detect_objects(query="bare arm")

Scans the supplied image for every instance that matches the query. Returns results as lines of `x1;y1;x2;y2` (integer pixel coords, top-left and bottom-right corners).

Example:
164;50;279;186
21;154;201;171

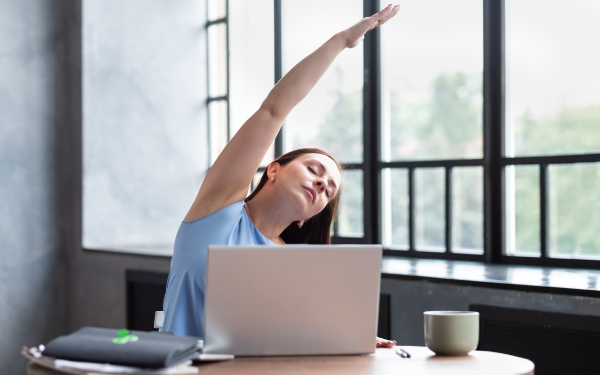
184;5;400;221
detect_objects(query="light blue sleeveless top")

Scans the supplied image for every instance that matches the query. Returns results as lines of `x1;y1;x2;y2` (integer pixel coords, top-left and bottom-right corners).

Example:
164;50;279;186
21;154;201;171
162;200;274;337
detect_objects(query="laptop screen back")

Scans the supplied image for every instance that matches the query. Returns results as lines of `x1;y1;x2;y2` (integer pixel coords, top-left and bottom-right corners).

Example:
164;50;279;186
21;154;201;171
203;245;382;356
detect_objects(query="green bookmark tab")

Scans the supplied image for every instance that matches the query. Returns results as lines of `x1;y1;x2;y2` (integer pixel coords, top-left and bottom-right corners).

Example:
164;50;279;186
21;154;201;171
112;329;139;344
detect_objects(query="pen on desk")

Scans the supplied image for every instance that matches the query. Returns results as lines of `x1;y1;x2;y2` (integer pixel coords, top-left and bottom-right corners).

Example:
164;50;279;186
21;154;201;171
395;347;411;358
395;347;409;359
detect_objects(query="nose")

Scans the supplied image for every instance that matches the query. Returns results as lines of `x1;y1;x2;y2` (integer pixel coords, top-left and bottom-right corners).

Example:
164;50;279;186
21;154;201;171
314;179;327;193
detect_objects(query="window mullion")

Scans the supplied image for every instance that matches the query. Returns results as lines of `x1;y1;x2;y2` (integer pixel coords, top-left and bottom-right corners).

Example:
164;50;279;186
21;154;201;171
273;0;283;158
540;163;549;259
483;0;505;264
363;0;382;245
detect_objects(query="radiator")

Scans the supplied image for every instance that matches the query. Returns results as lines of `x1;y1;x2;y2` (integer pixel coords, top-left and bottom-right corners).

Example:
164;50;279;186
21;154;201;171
471;304;600;375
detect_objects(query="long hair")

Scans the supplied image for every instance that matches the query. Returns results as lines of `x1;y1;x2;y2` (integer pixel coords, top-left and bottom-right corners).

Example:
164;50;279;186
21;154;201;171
244;148;342;245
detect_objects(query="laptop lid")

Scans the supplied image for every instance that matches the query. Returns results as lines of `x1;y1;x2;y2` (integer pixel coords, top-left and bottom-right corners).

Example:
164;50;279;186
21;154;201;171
203;245;382;356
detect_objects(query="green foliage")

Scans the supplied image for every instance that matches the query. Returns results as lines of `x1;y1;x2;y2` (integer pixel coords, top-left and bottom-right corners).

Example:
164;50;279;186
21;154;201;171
309;85;364;236
511;166;540;254
512;106;600;257
310;89;363;163
515;105;600;156
549;163;600;257
308;71;600;256
389;72;483;160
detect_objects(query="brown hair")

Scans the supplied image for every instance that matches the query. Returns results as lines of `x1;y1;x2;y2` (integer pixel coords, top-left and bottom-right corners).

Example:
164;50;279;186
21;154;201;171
245;148;342;245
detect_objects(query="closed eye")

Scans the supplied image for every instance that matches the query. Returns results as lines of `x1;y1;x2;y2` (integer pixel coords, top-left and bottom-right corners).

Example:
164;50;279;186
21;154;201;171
308;165;331;198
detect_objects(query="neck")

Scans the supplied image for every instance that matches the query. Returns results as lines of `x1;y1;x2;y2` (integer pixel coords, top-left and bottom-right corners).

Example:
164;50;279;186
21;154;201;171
244;189;296;244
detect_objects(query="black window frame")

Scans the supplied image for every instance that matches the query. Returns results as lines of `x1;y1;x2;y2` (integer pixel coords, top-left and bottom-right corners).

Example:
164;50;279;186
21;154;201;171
218;0;600;269
206;0;230;165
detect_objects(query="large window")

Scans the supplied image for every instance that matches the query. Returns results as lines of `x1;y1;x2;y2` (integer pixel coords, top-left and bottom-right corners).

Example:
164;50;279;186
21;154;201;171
380;0;484;256
229;0;275;166
281;0;365;237
82;0;206;256
503;0;600;264
220;0;600;268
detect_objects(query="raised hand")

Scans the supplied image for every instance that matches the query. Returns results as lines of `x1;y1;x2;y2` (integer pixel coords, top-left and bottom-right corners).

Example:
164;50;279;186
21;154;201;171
185;4;399;223
341;4;400;48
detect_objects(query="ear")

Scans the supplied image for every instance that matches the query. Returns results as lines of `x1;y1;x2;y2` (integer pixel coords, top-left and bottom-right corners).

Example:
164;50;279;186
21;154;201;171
267;162;281;180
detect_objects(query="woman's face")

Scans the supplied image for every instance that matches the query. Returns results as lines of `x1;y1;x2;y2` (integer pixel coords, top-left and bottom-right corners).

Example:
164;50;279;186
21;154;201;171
272;153;341;220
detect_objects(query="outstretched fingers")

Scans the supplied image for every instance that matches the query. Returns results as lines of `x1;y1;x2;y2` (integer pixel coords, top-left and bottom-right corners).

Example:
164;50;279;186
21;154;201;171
368;4;400;31
342;4;400;48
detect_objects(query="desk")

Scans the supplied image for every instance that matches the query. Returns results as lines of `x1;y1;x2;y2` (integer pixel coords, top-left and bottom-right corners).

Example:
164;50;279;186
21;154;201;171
27;346;534;375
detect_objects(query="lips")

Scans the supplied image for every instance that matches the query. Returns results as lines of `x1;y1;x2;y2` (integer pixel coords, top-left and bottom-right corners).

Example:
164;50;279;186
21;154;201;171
302;186;316;203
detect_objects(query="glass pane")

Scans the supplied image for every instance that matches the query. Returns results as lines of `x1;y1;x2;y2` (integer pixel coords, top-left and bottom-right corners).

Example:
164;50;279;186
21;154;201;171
82;0;206;254
337;169;363;237
415;168;445;252
506;0;600;157
282;0;363;164
549;163;600;258
207;0;226;21
208;23;227;98
506;0;600;156
229;0;274;167
452;167;483;254
209;100;228;164
381;0;483;161
505;165;540;256
382;169;409;249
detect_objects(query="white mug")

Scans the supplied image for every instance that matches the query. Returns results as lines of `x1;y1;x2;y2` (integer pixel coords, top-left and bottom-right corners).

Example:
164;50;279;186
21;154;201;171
424;311;479;356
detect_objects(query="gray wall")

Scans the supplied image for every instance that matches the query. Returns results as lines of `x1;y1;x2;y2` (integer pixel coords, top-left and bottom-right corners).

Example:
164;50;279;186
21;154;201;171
0;1;207;373
0;1;69;373
381;277;600;345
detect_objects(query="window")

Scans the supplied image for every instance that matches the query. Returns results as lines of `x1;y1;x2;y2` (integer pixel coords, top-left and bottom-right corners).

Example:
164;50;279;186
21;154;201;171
81;0;600;266
221;0;600;268
281;0;365;238
503;0;600;266
82;1;206;256
380;0;484;256
207;0;229;164
229;0;275;167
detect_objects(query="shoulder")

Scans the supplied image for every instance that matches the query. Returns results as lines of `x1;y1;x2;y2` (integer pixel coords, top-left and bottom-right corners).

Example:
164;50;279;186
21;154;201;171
172;200;247;257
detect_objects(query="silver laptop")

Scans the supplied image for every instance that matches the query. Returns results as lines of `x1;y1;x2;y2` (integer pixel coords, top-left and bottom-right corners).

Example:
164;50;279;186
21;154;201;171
203;245;382;356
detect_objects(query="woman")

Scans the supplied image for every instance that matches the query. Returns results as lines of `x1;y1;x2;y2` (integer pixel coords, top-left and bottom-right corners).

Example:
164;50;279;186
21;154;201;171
163;5;400;349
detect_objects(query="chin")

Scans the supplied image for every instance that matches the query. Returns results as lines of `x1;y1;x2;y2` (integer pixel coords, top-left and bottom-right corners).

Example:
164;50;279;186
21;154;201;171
289;190;310;216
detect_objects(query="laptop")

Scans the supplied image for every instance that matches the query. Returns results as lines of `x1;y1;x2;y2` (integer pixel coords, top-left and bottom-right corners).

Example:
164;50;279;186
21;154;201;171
202;244;382;356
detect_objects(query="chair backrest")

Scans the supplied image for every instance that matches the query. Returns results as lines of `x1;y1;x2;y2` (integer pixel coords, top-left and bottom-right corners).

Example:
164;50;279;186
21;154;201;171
154;311;164;331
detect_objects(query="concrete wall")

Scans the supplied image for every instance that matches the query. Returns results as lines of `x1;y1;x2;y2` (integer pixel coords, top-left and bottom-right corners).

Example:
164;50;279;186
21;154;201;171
0;1;207;372
0;1;69;373
381;277;600;345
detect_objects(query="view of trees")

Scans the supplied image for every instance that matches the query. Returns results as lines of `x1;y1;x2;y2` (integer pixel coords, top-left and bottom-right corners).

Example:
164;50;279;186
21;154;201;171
388;72;483;161
300;71;599;257
306;88;364;236
512;106;600;257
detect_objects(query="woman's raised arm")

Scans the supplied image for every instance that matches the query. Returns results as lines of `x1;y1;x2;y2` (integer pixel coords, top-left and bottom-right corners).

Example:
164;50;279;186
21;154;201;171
184;5;400;221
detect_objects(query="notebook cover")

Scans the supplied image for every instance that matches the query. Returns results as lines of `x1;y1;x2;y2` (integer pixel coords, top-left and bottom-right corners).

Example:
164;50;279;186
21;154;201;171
43;327;201;368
